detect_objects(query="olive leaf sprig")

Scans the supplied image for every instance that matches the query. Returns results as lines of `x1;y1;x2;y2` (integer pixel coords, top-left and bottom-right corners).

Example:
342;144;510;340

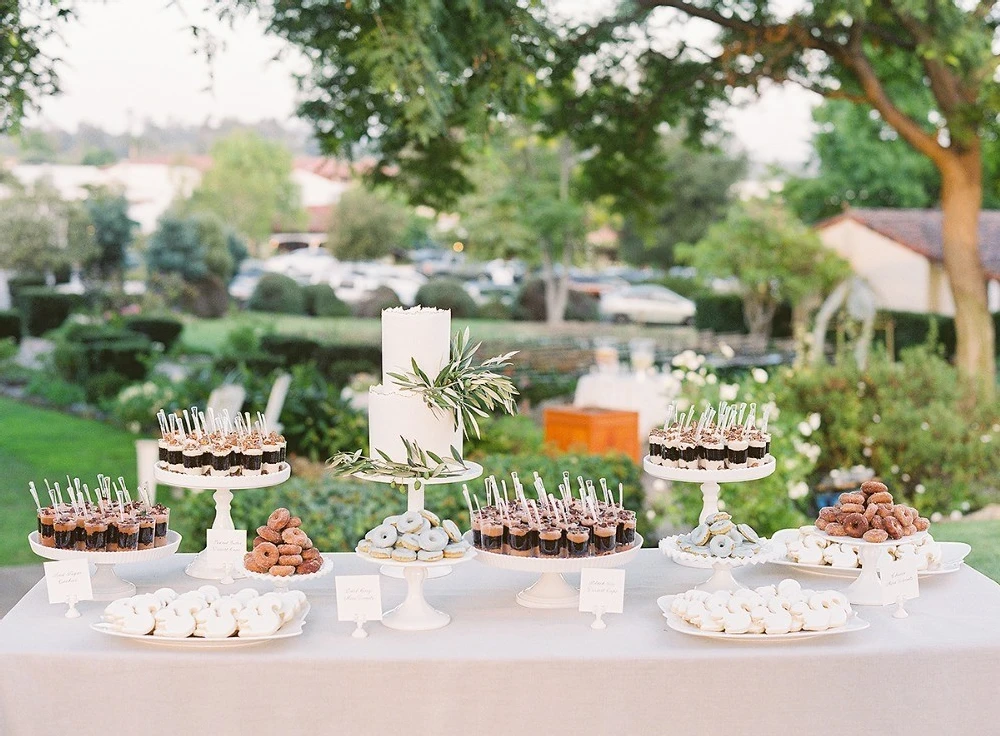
388;328;518;439
327;438;468;481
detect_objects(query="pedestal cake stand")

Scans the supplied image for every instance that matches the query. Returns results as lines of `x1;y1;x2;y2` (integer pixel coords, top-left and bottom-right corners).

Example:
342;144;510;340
659;535;781;592
153;463;290;581
29;530;181;600
642;457;776;524
466;532;644;609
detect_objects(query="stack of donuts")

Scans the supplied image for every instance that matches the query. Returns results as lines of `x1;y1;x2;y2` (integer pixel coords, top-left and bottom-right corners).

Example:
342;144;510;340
357;509;468;563
815;480;930;543
675;512;764;559
244;507;324;576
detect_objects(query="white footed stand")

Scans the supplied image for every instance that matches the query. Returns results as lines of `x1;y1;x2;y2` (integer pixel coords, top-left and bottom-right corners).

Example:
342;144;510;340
153;464;290;581
809;528;927;606
659;536;781;592
643;457;776;524
354;463;482;630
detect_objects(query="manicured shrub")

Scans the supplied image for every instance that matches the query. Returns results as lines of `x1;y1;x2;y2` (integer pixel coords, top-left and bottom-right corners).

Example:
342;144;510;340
17;288;83;336
883;310;958;359
478;299;512;320
414;278;478;318
260;334;322;365
125;316;184;350
304;283;350;317
7;274;45;302
352;286;402;318
693;293;746;333
513;278;600;322
0;310;21;344
247;273;306;314
52;324;154;402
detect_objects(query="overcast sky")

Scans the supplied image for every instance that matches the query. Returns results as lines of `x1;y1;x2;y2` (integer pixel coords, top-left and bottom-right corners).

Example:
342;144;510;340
33;1;819;168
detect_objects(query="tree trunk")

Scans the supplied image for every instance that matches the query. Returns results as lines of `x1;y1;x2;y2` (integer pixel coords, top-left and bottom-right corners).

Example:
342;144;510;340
541;245;568;326
939;149;995;396
791;292;821;368
743;293;777;342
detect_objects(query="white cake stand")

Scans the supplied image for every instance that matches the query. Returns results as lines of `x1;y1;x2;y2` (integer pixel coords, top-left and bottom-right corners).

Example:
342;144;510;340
154;463;291;581
643;457;776;523
808;527;928;605
659;535;781;592
466;532;644;609
356;548;476;630
29;531;182;600
241;555;334;591
354;462;483;581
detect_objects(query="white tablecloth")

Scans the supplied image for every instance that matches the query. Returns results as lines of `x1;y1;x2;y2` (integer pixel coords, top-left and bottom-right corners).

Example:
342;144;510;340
574;372;678;438
2;551;999;736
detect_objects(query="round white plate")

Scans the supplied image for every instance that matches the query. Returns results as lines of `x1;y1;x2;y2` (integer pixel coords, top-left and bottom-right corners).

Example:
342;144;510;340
356;547;476;568
153;463;290;490
353;461;483;486
241;556;334;584
91;602;310;648
659;535;779;569
643;457;776;483
466;532;644;573
657;596;869;641
29;531;181;563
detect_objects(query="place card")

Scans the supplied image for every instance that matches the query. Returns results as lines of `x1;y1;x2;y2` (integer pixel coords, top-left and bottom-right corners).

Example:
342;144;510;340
206;529;248;567
44;559;93;605
579;568;626;619
336;575;383;623
880;556;919;605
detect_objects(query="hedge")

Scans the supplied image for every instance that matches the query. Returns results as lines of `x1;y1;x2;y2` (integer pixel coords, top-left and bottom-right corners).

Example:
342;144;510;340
17;288;83;336
7;275;45;302
414;278;478;318
693;294;792;338
246;335;382;389
260;334;322;365
124;316;184;350
352;286;402;318
248;273;306;314
304;283;350;317
0;310;21;344
513;278;599;322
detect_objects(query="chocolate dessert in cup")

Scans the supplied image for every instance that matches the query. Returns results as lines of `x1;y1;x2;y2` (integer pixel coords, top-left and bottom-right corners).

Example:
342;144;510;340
182;439;204;476
481;519;504;553
117;518;139;552
153;506;170;547
166;435;185;472
470;512;483;548
38;507;56;548
105;517;120;551
593;519;617;555
74;516;87;550
53;516;75;550
698;425;727;471
137;514;156;551
507;522;534;557
209;442;231;477
538;525;564;557
566;525;591;558
725;428;749;469
617;510;637;548
84;515;108;551
648;429;665;465
262;435;283;473
242;439;263;476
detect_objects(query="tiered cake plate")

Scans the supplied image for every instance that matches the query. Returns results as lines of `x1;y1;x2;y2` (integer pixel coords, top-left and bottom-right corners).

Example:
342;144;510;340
154;463;290;581
467;532;644;609
29;530;181;600
353;462;483;630
642;457;776;523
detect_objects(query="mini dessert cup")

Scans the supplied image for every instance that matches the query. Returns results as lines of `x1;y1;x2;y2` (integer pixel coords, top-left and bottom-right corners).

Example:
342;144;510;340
617;510;637;548
538;526;563;557
262;439;282;473
105;518;121;552
471;513;483;548
38;508;56;548
157;437;169;465
481;520;504;553
74;518;88;551
137;515;155;550
182;443;204;476
566;525;591;558
166;439;185;472
153;507;170;547
84;516;108;552
210;446;231;477
726;437;749;469
507;524;533;557
117;519;139;551
593;520;617;555
242;445;263;476
53;517;76;550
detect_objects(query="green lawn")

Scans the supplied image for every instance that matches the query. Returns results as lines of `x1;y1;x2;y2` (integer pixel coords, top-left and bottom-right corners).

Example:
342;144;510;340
0;397;138;566
930;520;1000;582
181;313;689;353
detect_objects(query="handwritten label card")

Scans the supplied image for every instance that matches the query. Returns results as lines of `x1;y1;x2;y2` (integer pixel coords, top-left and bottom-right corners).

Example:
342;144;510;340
206;529;248;567
579;568;626;615
880;556;919;605
44;559;93;605
336;575;383;622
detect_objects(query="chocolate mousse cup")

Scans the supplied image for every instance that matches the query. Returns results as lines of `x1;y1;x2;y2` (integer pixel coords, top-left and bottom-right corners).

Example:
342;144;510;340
105;518;121;552
38;508;56;547
538;526;563;557
53;516;76;550
507;523;533;557
481;520;504;553
566;526;591;558
157;437;169;465
242;446;263;476
166;440;184;472
182;444;204;475
74;517;87;551
137;515;155;550
471;513;483;548
262;439;282;473
593;520;617;555
210;446;231;477
617;510;637;547
153;508;170;547
84;516;108;552
117;519;139;552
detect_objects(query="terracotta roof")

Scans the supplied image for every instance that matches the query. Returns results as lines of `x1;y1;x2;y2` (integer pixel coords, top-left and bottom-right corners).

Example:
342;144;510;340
816;208;1000;280
272;204;333;234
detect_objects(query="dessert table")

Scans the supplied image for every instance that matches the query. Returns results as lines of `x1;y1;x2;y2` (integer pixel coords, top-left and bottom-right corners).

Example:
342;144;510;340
574;371;678;438
2;551;999;736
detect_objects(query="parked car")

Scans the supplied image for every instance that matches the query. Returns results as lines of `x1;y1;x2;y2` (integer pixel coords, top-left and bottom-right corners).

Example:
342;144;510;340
599;284;696;325
229;259;265;302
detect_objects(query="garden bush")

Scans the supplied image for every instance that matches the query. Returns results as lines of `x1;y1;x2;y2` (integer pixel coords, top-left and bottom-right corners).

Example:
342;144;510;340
692;294;791;337
17;288;83;336
414;278;478;318
478;298;512;320
260;334;321;366
25;372;87;408
247;273;306;314
882;310;958;359
304;283;351;317
513;278;599;322
52;324;154;402
0;310;21;343
7;274;45;302
352;286;402;317
124;316;184;350
279;363;370;461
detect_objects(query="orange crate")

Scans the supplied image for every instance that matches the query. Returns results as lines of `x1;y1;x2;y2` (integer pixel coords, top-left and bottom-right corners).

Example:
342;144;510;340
543;406;640;460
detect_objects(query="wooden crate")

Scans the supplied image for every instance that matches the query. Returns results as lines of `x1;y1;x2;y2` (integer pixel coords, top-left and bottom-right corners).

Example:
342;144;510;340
543;406;640;460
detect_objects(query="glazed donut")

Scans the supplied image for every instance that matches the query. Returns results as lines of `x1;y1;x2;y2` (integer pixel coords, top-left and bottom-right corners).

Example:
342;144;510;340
818;507;839;522
281;527;309;547
286;516;302;528
418;528;449;552
366;524;398;549
883;517;904;540
398;533;422;551
840;503;865;514
815;518;829;530
269;565;295;577
838;492;866;506
266;508;291;531
863;503;878;521
419;509;441;527
870;515;885;531
252;536;267;548
825;523;846;537
843;513;869;538
442;520;462;543
914;516;930;531
278;554;303;566
709;535;735;557
301;547;321;561
860;480;889;495
296;559;322;575
397;511;424;534
709;519;734;535
256;526;282;544
863;529;889;543
893;506;911;525
868;491;893;505
277;543;302;556
252;542;279;568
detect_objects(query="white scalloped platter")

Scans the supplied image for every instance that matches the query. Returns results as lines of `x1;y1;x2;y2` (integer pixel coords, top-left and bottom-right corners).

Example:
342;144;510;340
91;602;310;648
466;532;644;573
657;596;869;641
241;556;334;585
659;535;780;570
29;531;181;563
153;463;290;490
643;457;776;483
810;527;928;549
356;547;476;568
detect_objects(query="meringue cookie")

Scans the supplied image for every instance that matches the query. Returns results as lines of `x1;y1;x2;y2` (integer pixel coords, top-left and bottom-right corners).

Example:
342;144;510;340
777;579;801;598
802;607;831;631
764;609;792;634
118;609;156;636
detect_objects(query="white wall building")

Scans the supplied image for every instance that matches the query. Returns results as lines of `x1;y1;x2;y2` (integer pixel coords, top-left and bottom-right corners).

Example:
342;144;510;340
816;208;1000;315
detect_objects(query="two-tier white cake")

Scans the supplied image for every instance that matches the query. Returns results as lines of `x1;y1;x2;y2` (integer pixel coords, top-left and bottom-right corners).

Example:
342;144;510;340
368;307;463;463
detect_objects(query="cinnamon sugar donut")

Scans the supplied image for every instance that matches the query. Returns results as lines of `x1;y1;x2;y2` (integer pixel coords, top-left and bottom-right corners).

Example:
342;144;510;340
296;558;322;575
838;492;866;506
840;503;865;514
267;508;291;532
914;516;931;531
863;504;878;521
863;529;889;543
883;517;904;540
244;552;269;573
815;518;829;530
861;480;888;495
269;565;295;577
301;547;321;561
256;525;282;544
251;542;279;569
281;528;309;547
252;536;267;548
818;507;839;522
287;516;302;528
825;523;846;537
868;491;893;505
903;525;917;536
870;515;885;531
277;543;302;556
893;506;911;525
278;554;303;566
877;505;894;518
843;513;869;538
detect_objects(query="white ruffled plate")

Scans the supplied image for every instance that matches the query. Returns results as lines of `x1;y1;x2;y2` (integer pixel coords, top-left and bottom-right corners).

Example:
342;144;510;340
659;535;781;569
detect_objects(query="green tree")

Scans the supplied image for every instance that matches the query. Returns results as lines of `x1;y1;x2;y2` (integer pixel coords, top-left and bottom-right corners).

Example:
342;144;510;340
0;180;95;275
326;186;411;261
187;130;304;244
83;186;136;282
677;201;850;341
231;0;1000;391
146;214;206;282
